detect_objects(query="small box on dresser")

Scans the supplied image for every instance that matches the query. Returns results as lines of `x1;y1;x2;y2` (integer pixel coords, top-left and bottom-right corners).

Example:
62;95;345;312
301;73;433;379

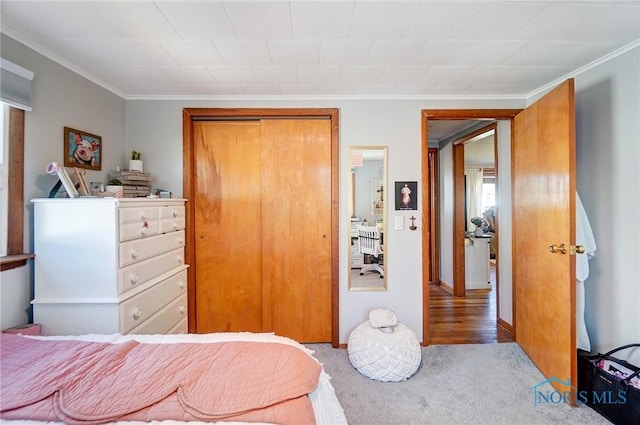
31;197;188;336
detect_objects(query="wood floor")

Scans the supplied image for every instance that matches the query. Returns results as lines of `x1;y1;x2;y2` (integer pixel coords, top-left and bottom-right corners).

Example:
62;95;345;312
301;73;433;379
429;264;514;344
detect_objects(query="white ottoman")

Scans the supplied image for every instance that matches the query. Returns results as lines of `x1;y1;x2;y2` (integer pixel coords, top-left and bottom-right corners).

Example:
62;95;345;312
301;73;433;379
347;321;421;382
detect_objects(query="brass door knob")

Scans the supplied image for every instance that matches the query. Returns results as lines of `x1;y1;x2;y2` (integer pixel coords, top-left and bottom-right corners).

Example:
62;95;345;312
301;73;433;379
549;243;567;254
571;245;586;255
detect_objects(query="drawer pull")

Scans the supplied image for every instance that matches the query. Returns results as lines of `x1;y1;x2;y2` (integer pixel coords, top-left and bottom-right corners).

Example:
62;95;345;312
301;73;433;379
172;209;178;217
140;211;148;220
172;222;179;229
132;308;142;320
177;255;184;264
178;305;186;315
179;280;185;289
130;273;139;284
178;238;184;246
130;249;138;259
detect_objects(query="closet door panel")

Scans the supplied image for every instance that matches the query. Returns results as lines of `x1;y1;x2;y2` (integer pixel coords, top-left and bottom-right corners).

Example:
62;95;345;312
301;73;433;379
194;121;263;333
261;119;332;342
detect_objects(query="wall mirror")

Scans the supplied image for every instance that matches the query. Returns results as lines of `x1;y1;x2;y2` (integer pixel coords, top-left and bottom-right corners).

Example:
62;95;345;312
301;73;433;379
348;146;387;291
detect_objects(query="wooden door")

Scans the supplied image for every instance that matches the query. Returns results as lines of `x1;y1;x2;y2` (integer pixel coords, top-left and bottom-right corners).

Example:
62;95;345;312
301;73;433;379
193;118;332;342
261;119;332;342
194;121;263;332
513;79;577;396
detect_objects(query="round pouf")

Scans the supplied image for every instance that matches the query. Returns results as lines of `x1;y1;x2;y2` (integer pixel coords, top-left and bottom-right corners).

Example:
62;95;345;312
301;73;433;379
347;321;421;382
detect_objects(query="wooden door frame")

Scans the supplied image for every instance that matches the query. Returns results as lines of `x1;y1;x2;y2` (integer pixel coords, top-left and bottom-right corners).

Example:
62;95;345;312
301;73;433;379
183;108;340;348
421;109;521;345
427;148;439;286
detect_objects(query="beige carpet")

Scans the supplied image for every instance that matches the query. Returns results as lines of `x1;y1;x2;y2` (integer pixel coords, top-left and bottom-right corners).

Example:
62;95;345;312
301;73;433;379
306;342;611;425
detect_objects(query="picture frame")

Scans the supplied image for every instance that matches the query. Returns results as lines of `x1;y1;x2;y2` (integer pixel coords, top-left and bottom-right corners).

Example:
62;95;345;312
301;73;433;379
395;181;418;210
73;167;90;196
64;127;102;170
46;162;79;198
59;167;79;198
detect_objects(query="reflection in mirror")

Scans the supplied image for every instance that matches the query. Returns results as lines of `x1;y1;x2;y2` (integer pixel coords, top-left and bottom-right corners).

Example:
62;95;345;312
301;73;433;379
348;146;387;291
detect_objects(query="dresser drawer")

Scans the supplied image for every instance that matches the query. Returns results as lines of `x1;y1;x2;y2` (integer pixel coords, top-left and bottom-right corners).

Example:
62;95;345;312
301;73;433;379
120;269;187;333
159;205;185;220
167;318;188;334
351;253;364;268
127;294;188;335
119;230;185;267
119;206;159;225
119;248;186;295
159;217;185;233
120;220;160;242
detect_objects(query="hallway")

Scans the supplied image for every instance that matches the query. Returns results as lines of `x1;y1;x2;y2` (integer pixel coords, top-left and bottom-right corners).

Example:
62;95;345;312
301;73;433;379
429;264;513;344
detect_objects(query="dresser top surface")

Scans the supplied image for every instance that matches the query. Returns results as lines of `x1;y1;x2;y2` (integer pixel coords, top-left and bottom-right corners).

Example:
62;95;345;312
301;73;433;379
31;198;187;205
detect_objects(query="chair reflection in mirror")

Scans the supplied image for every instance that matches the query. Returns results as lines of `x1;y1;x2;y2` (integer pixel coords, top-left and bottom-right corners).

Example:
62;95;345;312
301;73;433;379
357;225;384;278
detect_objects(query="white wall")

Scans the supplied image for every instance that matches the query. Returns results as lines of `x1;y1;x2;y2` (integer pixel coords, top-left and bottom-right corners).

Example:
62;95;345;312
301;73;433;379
0;34;126;330
496;120;513;325
438;142;454;288
0;266;30;328
573;47;640;358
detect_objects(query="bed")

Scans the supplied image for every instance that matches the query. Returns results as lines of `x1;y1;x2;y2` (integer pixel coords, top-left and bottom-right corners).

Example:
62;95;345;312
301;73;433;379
0;332;347;425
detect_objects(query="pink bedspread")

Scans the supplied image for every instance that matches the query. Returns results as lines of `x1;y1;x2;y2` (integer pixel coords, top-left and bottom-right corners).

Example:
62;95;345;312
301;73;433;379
0;334;321;424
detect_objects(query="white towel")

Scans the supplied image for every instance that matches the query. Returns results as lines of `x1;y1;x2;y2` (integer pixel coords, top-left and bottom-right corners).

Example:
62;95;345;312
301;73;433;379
369;309;398;329
576;192;597;282
576;192;597;352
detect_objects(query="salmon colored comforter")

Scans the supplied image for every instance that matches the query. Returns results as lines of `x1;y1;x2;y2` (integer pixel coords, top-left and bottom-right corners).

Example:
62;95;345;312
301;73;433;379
0;334;321;425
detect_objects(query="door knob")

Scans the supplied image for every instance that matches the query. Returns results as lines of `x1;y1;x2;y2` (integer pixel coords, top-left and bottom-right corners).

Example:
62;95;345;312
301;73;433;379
549;243;567;254
571;245;585;255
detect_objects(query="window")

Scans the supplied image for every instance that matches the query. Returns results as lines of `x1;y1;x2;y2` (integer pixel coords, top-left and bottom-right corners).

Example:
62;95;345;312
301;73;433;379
0;105;31;271
1;104;8;256
481;181;495;213
0;58;33;270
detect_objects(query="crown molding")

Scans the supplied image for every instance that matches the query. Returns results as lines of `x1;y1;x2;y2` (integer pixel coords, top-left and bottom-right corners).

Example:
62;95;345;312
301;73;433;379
3;28;637;104
526;39;640;103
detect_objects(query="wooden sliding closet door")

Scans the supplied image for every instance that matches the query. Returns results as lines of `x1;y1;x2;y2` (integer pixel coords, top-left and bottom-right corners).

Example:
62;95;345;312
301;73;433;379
193;118;332;342
194;121;263;332
261;119;332;342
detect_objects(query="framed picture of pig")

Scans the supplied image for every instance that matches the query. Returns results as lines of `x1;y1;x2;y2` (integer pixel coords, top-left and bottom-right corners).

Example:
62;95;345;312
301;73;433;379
64;127;102;170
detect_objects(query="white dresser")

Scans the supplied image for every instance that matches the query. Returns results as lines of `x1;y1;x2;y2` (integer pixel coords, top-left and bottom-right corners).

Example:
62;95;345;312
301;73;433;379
31;198;188;336
350;219;364;268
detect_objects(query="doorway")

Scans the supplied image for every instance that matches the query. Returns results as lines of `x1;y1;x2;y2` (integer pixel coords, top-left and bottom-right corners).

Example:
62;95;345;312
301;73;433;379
421;109;521;345
422;82;579;397
428;120;506;344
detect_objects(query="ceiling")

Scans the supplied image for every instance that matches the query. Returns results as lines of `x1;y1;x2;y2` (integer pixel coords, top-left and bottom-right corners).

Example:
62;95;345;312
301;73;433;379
1;1;638;100
464;133;495;166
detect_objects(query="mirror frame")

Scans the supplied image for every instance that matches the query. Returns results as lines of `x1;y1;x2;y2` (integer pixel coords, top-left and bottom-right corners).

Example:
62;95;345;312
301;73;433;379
348;146;388;291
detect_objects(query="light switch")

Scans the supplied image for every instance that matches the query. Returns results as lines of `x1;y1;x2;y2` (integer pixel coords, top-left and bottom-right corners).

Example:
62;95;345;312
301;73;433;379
394;216;404;231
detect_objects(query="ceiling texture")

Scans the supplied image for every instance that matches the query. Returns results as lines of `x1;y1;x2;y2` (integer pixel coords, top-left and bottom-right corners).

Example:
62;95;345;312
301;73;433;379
1;0;638;101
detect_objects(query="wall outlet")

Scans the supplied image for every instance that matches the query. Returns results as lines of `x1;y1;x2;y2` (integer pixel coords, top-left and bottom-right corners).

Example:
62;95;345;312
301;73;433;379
394;216;404;231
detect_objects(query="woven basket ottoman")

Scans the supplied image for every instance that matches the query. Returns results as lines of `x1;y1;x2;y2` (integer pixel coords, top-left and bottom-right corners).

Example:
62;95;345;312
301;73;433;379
347;321;421;382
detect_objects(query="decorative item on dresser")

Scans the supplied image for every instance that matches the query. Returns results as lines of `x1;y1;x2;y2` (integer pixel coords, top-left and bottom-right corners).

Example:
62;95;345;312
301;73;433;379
129;150;143;173
110;169;153;197
30;197;188;335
